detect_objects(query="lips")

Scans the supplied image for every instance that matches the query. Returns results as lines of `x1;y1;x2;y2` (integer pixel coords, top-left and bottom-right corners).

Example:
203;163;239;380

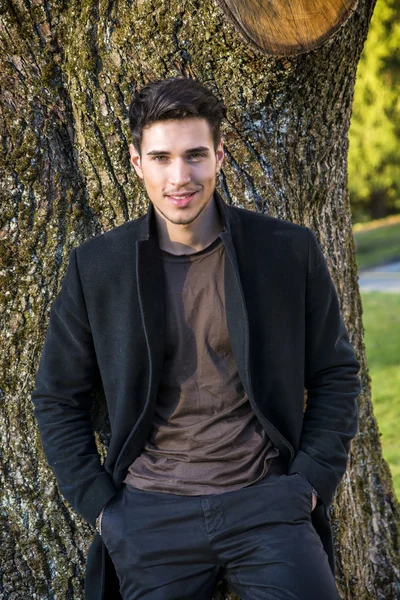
166;191;197;207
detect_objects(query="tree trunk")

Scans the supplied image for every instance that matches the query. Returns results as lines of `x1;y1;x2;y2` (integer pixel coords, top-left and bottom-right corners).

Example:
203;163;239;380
369;188;388;220
1;0;399;598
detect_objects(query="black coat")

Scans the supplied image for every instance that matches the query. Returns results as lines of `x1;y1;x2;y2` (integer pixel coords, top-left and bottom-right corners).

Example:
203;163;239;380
32;191;361;598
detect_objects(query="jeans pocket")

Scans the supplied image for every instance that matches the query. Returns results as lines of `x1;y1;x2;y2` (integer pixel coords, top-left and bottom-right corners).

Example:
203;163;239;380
288;473;313;513
100;488;123;539
298;473;314;512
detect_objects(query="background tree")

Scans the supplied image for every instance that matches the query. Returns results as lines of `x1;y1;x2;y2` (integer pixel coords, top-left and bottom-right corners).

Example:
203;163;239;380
1;0;399;598
348;0;400;222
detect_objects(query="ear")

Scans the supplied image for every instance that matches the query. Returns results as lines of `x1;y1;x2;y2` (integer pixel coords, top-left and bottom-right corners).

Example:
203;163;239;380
215;138;224;173
129;143;144;179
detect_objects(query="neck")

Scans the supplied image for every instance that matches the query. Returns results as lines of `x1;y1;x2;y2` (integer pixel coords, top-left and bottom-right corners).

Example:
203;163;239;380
154;194;224;255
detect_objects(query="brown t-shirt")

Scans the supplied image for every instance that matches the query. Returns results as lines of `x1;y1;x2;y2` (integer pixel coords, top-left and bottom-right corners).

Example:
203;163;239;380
123;236;280;494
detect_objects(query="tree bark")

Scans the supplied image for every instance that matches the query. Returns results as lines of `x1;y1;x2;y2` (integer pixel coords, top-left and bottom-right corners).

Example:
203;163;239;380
1;0;399;598
369;189;389;220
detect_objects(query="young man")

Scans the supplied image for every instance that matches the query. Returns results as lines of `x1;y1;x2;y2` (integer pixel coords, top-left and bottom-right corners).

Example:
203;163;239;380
32;77;361;600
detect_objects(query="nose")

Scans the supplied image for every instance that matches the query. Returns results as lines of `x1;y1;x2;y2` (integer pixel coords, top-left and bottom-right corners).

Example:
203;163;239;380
168;158;191;187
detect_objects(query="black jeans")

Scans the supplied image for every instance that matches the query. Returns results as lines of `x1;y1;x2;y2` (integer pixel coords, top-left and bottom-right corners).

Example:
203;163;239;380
100;468;340;600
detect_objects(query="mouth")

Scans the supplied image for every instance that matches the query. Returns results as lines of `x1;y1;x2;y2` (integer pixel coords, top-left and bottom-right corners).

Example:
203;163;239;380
166;191;197;207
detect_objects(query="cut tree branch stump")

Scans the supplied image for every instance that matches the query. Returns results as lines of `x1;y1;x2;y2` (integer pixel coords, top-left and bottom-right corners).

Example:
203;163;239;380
217;0;359;55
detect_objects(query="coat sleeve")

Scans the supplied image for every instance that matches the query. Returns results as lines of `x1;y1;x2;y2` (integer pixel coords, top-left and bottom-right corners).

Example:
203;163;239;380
31;247;117;527
288;228;361;513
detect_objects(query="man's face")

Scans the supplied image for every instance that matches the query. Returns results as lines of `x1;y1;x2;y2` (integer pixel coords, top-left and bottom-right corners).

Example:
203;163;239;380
129;117;224;226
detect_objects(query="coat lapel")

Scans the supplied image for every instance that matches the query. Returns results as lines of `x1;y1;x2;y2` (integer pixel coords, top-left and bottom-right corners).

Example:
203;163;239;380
136;237;166;380
136;201;166;387
134;205;166;438
215;191;251;395
113;207;166;479
216;193;295;465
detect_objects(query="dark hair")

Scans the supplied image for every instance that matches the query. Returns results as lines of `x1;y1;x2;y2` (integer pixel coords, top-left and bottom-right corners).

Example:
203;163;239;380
128;77;227;155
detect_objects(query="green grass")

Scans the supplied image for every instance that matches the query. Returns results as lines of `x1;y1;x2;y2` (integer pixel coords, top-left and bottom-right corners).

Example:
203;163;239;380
353;221;400;270
360;292;400;499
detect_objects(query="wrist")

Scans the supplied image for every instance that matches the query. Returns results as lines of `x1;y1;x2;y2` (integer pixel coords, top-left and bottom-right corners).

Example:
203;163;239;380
95;509;103;535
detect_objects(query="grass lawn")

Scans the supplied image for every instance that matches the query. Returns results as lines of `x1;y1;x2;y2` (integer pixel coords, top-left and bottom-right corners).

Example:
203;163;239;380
360;291;400;499
353;220;400;270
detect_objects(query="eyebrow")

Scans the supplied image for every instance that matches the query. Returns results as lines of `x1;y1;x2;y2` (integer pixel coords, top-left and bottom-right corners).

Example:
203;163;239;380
146;146;210;156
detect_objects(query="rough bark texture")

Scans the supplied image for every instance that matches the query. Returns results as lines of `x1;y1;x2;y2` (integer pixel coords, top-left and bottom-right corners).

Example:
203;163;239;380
1;0;399;598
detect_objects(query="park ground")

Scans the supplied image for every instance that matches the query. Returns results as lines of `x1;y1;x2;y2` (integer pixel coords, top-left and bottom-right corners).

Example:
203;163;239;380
354;216;400;499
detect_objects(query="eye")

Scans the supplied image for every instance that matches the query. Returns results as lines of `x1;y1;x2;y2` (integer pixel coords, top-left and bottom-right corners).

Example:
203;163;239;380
188;153;206;160
153;155;168;162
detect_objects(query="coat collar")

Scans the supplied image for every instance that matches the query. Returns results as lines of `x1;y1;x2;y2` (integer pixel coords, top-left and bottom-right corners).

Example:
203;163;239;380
137;189;232;242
